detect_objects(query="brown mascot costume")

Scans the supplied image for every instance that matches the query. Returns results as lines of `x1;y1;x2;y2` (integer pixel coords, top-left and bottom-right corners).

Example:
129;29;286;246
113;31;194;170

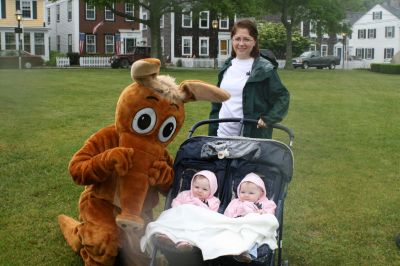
58;58;230;266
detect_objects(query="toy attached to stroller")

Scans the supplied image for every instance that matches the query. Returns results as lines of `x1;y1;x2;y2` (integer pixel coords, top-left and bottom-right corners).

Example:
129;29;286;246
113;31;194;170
144;118;294;266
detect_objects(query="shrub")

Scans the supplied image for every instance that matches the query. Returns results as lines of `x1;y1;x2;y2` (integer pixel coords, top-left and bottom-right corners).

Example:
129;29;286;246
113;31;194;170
47;51;66;66
176;59;183;67
67;53;80;65
370;63;400;74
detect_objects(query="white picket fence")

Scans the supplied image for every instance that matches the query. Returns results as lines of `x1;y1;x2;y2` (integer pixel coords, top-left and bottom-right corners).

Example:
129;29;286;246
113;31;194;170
80;56;111;68
56;57;70;68
56;56;111;68
174;58;226;68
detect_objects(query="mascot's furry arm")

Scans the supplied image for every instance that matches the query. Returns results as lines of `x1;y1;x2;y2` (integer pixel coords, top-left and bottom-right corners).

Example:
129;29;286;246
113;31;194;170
68;125;134;185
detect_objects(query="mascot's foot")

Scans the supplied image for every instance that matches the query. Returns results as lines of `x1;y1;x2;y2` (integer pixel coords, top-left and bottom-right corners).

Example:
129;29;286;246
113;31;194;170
116;214;144;233
58;214;82;253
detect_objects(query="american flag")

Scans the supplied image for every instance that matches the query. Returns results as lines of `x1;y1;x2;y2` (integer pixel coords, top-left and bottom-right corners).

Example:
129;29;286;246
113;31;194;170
115;33;121;54
79;32;85;55
93;20;105;34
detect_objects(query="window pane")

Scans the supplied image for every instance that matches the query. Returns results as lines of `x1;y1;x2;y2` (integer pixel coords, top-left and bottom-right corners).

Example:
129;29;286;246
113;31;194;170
5;33;16;50
22;0;32;18
35;33;45;55
24;33;31;52
125;3;134;21
105;35;114;54
86;35;96;53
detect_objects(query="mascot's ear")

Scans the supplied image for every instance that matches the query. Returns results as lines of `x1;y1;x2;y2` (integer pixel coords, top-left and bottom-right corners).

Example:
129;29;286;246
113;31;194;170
178;80;230;103
130;58;161;86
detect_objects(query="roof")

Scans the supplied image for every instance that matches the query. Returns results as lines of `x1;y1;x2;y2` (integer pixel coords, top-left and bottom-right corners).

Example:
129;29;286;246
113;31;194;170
346;11;364;25
348;3;400;25
381;3;400;18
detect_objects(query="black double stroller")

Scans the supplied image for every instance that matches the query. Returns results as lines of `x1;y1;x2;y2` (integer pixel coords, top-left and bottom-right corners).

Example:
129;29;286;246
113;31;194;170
149;118;294;266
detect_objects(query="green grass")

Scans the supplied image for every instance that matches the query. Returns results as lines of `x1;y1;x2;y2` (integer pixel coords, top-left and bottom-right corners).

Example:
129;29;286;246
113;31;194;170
0;68;399;265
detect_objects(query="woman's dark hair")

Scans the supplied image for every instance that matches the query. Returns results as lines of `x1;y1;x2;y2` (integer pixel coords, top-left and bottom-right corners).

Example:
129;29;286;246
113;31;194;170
230;19;260;58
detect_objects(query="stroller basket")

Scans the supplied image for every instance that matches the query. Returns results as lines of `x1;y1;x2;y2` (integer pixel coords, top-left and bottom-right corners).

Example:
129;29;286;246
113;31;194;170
150;119;294;266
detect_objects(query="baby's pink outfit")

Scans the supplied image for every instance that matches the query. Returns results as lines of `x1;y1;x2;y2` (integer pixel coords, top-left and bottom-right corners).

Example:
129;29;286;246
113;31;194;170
171;170;220;212
224;173;276;218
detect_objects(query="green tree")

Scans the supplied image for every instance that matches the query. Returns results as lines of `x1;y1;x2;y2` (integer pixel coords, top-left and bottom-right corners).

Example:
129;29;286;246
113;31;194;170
305;0;359;54
262;0;309;69
258;22;310;58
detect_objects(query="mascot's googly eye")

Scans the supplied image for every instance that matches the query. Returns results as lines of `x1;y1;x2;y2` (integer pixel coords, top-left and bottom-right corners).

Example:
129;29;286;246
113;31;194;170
158;116;177;142
132;107;157;134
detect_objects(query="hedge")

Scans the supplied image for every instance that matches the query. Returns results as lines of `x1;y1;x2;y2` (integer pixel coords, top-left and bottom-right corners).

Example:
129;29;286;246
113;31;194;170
370;63;400;74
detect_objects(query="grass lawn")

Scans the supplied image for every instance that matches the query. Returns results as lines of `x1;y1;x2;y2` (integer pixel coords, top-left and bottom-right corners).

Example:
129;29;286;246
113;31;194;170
0;67;399;265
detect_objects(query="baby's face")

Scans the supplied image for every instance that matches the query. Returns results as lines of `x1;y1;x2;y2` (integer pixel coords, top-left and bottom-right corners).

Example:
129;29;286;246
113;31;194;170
239;182;262;203
192;175;211;201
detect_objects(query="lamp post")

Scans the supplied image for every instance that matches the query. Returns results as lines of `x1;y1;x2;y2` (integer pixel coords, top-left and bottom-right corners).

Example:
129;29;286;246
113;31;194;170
342;33;346;70
212;19;218;69
15;10;22;69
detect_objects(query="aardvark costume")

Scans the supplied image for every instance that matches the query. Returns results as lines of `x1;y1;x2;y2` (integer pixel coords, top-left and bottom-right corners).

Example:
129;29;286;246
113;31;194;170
57;58;230;266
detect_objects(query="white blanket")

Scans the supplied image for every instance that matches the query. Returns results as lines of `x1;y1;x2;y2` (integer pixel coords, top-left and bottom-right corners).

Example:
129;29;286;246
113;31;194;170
140;204;279;260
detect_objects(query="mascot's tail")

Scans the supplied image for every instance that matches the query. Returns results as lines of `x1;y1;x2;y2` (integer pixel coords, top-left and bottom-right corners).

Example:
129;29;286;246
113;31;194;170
58;214;82;253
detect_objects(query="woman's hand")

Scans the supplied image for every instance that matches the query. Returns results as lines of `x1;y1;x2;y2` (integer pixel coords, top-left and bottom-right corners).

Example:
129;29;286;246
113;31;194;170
257;118;267;128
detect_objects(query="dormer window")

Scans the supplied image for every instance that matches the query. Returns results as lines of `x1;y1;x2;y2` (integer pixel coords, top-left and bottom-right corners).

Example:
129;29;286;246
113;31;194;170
372;11;382;20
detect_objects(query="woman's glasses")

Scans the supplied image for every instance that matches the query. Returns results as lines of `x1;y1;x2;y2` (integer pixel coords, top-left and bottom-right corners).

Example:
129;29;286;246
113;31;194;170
232;36;254;44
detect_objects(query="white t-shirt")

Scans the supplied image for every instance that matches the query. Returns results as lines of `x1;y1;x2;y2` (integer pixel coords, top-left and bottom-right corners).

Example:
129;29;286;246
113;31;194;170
218;57;254;137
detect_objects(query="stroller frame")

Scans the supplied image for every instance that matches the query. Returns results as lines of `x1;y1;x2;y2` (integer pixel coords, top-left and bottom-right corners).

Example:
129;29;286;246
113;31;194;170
149;118;294;266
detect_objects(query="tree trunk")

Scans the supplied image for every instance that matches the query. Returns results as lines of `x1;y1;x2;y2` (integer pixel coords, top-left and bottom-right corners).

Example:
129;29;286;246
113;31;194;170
284;24;294;70
148;0;164;66
316;22;322;52
280;2;294;70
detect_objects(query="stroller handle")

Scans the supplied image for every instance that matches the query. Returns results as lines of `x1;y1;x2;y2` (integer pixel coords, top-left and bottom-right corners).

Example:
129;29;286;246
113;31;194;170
188;118;294;147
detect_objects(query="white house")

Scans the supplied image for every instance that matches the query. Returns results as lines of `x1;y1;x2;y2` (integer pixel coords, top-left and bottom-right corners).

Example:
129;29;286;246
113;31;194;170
348;3;400;63
45;0;79;54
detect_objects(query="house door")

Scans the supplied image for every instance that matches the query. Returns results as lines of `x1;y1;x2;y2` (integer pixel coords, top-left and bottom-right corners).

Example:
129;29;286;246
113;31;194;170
125;38;136;53
337;47;342;60
219;39;230;59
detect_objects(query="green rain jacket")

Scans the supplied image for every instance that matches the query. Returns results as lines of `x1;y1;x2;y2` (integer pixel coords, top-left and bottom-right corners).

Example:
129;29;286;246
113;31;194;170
208;56;290;139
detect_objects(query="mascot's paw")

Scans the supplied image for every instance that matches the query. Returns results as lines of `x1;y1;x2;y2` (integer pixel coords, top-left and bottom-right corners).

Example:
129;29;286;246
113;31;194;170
116;214;144;233
58;214;82;253
148;160;173;187
104;147;134;177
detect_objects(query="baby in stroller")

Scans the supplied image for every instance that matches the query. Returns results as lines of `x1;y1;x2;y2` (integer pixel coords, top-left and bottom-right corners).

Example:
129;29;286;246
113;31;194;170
224;173;277;263
154;170;220;251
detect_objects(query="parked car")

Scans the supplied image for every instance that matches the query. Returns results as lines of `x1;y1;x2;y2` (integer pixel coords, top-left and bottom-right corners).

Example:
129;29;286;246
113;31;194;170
110;46;151;68
292;51;340;70
0;50;45;69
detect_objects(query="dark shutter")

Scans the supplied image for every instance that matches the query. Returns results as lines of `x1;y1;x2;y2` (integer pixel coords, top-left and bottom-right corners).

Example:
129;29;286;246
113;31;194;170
16;0;20;11
33;1;37;19
372;49;374;59
1;0;6;18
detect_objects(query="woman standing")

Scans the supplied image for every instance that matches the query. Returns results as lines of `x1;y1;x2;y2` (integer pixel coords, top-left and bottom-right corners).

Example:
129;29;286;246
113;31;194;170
208;19;290;139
